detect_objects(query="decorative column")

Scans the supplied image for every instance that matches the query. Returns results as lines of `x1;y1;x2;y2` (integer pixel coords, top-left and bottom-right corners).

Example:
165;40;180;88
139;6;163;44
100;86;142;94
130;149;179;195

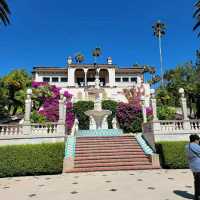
67;67;76;87
150;89;161;134
108;68;115;87
83;68;88;87
150;89;158;121
58;90;66;136
141;96;147;123
179;88;190;130
95;68;101;89
23;89;32;135
63;97;67;122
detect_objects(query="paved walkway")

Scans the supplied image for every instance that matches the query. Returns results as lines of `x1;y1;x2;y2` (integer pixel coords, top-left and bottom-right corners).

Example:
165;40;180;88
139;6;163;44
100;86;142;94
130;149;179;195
0;170;195;200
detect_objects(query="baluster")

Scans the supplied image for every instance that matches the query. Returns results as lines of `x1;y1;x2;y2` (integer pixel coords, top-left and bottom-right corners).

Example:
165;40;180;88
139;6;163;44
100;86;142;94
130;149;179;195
197;121;200;130
6;126;9;135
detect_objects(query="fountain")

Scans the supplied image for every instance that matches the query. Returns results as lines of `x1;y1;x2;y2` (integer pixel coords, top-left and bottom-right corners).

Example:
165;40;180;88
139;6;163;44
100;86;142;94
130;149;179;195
84;73;112;130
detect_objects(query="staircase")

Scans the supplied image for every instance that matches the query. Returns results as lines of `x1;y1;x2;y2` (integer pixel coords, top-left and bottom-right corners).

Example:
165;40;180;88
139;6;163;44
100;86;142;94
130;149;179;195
65;135;155;173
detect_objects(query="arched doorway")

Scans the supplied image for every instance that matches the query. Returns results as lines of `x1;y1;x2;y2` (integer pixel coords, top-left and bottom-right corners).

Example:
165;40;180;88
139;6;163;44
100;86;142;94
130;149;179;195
75;69;84;86
87;69;96;83
99;69;109;86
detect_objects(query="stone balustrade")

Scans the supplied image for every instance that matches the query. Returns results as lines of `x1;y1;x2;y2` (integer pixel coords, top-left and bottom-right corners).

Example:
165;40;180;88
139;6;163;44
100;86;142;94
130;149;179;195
143;119;200;142
190;120;200;131
31;123;59;135
159;120;184;133
142;88;200;143
0;124;23;137
0;122;66;146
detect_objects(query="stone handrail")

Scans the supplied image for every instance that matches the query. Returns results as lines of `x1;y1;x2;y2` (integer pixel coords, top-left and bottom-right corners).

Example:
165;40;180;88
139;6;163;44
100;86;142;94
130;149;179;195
31;123;58;135
159;120;184;133
143;119;200;143
0;122;66;139
190;120;200;130
0;124;23;137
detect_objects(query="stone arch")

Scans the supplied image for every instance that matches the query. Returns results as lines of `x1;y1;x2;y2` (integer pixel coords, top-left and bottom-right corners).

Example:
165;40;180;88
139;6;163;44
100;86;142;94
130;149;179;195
75;68;84;86
99;69;109;86
87;69;96;83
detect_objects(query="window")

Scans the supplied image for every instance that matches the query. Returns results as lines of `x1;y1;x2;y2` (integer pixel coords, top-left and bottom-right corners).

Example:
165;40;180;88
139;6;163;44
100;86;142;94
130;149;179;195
115;78;121;82
52;77;59;82
43;77;50;82
61;77;68;82
131;77;137;83
122;77;129;82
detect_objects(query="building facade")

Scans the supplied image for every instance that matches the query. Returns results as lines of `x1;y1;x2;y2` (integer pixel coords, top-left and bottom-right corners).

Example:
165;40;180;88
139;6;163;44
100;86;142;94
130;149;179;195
32;56;146;89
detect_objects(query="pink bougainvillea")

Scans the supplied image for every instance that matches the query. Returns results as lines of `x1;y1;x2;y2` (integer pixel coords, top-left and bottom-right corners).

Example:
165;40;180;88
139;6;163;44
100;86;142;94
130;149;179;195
32;81;74;129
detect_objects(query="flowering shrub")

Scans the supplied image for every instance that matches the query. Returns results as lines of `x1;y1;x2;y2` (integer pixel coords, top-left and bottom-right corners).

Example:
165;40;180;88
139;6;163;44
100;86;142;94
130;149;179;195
116;102;153;133
31;82;74;129
116;103;143;133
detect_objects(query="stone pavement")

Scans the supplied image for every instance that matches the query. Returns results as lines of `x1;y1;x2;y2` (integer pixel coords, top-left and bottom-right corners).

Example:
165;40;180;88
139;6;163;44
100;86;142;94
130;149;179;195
0;169;195;200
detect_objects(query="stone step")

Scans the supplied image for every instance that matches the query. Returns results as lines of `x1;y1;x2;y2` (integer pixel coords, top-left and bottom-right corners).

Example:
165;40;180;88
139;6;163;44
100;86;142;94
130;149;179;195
75;161;151;168
76;139;136;144
65;165;153;173
75;157;150;165
75;151;145;157
76;145;142;151
76;143;138;148
75;148;144;154
75;154;148;161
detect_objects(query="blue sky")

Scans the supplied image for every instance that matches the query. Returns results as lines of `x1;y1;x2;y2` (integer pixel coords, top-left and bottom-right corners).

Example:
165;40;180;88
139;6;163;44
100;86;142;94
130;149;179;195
0;0;199;76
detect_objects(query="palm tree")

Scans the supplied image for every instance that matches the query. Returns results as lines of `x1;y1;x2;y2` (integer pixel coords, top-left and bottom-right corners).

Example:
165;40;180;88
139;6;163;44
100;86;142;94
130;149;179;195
92;47;101;63
0;0;10;25
75;53;85;64
193;1;200;36
152;20;166;86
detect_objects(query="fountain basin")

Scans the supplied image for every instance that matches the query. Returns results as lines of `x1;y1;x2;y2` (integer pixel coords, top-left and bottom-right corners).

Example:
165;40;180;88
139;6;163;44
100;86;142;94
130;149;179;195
85;110;112;129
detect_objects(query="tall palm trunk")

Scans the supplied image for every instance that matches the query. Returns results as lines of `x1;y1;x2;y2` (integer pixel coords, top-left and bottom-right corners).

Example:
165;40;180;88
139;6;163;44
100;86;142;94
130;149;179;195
158;34;164;86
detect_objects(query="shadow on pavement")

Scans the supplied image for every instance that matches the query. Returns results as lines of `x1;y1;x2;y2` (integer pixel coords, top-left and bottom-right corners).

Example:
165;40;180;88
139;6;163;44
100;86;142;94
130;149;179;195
173;190;194;199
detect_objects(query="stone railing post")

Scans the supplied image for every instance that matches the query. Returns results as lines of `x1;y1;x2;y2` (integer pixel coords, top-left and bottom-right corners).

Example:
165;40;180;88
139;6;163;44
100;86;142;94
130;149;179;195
141;96;147;123
23;89;32;135
58;90;66;135
150;89;161;134
179;88;190;130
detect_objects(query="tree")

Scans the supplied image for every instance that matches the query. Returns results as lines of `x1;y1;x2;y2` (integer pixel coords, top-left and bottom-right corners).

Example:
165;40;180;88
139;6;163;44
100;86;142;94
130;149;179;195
75;53;85;63
0;0;10;26
2;69;31;115
92;47;102;63
160;62;199;117
0;78;9;119
152;20;166;86
193;0;200;36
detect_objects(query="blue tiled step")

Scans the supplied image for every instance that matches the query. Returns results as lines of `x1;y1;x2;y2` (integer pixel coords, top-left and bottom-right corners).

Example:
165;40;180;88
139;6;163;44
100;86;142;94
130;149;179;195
77;129;123;137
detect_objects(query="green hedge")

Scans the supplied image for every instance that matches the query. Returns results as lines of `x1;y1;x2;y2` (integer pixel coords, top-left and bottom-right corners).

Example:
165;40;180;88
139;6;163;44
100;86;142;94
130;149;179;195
102;100;118;129
0;143;64;178
156;141;188;169
73;101;94;130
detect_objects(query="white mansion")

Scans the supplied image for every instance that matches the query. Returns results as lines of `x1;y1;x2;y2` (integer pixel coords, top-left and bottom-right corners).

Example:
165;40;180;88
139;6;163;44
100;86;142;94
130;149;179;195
32;56;151;103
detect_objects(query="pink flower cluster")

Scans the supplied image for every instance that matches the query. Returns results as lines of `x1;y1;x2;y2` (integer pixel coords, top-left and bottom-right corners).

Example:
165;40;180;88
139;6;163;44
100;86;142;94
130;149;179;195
32;82;74;129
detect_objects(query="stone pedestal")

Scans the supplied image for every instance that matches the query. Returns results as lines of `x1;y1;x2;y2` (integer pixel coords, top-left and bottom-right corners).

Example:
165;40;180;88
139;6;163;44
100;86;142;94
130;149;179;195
23;89;32;135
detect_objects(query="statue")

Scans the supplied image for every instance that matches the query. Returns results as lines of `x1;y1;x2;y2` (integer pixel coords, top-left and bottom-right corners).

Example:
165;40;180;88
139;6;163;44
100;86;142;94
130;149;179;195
102;115;108;129
112;117;118;129
89;116;96;130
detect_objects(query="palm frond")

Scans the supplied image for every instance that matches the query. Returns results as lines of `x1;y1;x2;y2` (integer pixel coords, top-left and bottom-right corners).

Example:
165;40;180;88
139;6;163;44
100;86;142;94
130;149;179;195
0;0;10;25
